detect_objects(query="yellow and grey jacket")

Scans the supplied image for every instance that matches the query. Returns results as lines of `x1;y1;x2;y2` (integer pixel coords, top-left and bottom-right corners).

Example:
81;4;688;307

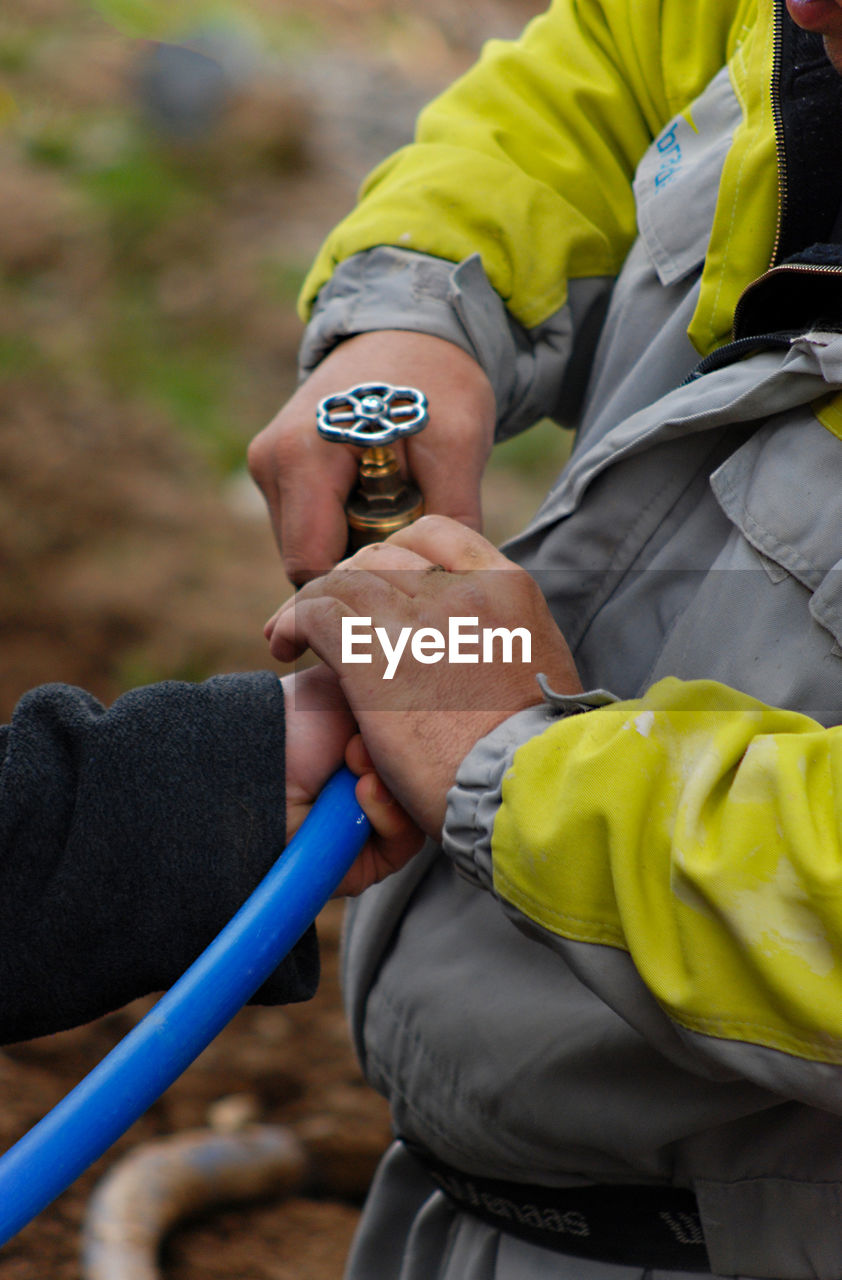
301;2;842;1276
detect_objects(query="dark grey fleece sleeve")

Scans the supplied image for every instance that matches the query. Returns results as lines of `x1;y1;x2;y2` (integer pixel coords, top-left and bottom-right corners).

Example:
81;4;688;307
0;672;318;1044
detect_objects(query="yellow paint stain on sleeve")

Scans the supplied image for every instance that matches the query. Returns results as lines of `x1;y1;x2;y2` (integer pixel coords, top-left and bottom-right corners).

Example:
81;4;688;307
728;857;836;979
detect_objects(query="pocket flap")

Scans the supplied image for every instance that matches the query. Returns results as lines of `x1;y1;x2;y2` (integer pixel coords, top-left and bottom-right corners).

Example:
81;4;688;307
710;407;842;643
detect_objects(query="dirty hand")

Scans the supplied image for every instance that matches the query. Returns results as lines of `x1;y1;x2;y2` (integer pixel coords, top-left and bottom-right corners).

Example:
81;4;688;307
247;331;496;585
282;664;423;896
267;516;582;840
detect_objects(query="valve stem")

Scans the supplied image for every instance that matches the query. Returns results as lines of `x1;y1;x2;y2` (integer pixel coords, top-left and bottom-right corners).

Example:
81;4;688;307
346;444;424;547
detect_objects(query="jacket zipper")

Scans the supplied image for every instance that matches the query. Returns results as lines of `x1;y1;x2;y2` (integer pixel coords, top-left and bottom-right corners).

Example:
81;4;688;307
769;0;788;270
682;331;796;384
733;260;842;338
730;0;788;337
731;1;842;338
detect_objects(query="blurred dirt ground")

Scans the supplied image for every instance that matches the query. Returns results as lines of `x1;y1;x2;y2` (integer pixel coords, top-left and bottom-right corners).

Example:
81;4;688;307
0;1;555;1276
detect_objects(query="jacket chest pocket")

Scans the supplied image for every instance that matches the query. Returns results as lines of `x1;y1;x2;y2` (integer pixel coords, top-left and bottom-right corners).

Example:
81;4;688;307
633;64;739;286
648;408;842;724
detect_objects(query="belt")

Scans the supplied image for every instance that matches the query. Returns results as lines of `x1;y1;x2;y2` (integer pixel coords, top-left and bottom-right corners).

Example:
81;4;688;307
403;1141;711;1272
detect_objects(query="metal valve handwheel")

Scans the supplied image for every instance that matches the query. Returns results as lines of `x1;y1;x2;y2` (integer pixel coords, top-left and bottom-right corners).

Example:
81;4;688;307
316;382;428;448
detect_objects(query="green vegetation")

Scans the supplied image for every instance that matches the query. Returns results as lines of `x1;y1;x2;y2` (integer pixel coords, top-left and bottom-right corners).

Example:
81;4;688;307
79;146;204;243
92;0;219;40
489;417;573;478
96;285;246;472
0;333;43;377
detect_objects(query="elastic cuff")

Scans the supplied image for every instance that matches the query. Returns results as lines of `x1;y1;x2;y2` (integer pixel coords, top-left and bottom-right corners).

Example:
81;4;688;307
299;247;481;378
442;681;618;890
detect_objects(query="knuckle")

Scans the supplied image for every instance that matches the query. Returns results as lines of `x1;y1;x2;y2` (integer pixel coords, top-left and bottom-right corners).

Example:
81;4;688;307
417;513;458;540
246;433;270;482
249;412;304;470
270;436;302;477
416;513;446;531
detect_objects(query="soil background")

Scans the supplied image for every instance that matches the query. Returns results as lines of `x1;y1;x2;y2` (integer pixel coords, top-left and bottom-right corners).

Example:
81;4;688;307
0;1;561;1276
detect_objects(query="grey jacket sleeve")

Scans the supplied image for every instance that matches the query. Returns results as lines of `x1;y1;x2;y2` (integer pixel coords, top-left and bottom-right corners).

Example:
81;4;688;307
0;672;318;1044
299;247;613;439
444;680;618;889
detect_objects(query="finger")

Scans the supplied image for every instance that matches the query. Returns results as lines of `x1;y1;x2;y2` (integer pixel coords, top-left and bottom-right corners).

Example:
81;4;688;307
356;773;424;860
342;541;435;596
248;421;357;586
355;771;399;836
396;343;494;531
267;596;358;665
345;733;375;775
267;565;422;663
276;452;357;584
406;432;486;533
265;563;384;637
387;514;513;571
331;773;423;897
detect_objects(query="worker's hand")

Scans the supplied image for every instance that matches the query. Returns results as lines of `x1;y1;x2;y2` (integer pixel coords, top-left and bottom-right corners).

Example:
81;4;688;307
282;664;423;896
247;331;496;585
267;517;582;840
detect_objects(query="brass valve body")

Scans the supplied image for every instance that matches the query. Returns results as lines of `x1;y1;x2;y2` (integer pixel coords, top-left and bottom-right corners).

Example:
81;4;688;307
346;446;424;548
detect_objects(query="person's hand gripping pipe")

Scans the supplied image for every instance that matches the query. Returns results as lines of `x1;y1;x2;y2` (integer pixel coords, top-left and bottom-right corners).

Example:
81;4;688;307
0;380;431;1246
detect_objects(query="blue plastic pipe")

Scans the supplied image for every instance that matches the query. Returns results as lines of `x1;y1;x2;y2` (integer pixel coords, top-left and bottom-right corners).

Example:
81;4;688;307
0;766;370;1246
